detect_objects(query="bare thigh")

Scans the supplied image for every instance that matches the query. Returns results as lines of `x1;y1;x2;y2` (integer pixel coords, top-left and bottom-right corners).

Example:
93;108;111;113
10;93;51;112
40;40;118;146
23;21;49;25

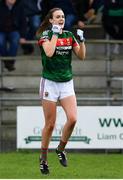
42;100;57;125
60;95;77;122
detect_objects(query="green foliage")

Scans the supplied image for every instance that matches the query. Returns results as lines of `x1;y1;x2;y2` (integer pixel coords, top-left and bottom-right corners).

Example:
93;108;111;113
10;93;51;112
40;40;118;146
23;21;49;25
0;151;123;178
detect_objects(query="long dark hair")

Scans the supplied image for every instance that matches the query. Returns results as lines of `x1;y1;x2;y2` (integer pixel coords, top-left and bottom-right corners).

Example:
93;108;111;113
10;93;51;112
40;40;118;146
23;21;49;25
36;7;62;35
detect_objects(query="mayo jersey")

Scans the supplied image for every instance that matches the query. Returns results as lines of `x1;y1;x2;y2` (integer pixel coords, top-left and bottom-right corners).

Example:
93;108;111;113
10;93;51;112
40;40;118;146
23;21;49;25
38;30;79;82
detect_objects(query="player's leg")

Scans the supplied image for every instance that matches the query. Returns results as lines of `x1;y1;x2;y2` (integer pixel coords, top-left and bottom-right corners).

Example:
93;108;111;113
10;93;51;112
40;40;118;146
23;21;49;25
40;99;57;174
42;100;57;148
60;95;77;142
56;95;77;166
39;77;59;173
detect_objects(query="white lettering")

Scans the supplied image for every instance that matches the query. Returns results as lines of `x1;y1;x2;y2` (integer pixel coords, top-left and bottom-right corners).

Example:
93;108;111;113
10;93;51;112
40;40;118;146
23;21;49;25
56;51;69;55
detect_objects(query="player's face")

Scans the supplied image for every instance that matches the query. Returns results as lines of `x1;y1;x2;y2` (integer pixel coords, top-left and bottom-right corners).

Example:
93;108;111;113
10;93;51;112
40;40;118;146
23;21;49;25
50;10;65;29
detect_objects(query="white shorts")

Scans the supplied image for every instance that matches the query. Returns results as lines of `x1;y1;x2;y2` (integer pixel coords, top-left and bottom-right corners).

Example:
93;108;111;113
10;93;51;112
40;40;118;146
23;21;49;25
39;78;75;102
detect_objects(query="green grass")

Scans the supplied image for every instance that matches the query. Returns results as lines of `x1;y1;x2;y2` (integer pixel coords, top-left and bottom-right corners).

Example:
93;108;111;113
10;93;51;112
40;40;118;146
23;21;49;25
0;151;123;179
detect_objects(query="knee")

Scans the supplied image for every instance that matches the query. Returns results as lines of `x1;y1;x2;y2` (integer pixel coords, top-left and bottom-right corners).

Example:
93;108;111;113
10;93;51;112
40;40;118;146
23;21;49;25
46;122;55;132
69;116;77;127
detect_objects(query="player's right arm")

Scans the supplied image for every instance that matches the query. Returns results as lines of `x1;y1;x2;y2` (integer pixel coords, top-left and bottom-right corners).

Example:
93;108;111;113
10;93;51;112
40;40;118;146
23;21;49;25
38;25;61;57
42;35;58;57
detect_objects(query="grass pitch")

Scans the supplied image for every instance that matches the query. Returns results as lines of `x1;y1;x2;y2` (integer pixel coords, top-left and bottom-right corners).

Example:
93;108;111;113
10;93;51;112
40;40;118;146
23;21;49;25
0;151;123;179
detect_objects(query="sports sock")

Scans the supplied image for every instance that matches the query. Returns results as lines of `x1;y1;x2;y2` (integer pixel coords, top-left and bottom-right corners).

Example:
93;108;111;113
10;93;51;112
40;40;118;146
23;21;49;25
57;140;67;152
41;147;48;162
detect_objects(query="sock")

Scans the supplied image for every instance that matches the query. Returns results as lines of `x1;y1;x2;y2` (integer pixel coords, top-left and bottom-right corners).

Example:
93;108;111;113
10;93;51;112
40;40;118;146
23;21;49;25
57;140;67;152
41;147;48;162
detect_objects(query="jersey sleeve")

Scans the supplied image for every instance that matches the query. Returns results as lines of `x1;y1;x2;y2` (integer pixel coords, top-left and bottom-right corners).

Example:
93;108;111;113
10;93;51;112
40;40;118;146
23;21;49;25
38;30;50;46
71;32;79;47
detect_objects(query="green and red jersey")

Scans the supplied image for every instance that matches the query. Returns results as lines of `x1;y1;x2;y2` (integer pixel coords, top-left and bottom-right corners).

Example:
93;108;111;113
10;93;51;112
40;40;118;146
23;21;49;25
38;30;79;82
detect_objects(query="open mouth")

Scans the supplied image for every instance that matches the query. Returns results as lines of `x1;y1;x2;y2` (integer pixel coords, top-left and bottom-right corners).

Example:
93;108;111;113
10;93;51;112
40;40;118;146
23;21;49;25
59;23;64;26
59;21;64;24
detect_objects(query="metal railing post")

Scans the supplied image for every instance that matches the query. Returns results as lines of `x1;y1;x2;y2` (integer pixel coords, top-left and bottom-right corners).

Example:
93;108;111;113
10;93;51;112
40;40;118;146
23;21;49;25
111;77;123;105
105;34;112;106
0;59;3;152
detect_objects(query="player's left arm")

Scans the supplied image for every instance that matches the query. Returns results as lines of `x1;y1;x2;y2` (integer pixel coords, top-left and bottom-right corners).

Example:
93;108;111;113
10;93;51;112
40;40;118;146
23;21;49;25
73;29;86;60
73;42;86;60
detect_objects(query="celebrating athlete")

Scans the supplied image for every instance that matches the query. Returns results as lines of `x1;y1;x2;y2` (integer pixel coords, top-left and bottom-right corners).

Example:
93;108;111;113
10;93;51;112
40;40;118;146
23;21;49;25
37;7;86;174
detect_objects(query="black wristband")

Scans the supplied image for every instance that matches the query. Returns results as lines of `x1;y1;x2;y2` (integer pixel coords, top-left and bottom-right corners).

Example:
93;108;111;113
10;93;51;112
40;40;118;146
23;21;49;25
79;38;85;43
